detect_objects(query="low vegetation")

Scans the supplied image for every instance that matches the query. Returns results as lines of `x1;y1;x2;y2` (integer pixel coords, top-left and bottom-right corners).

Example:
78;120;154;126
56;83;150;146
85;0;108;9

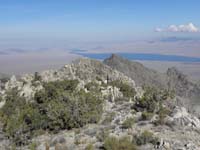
121;117;135;129
109;80;136;98
103;131;159;150
141;112;154;121
133;86;173;123
103;136;137;150
133;87;161;113
0;79;103;145
133;130;159;146
154;105;171;125
85;143;94;150
101;112;116;125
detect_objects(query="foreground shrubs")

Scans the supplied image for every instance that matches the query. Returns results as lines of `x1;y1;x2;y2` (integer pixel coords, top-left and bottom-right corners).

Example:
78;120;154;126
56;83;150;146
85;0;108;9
134;87;174;113
141;112;154;121
133;87;160;113
103;136;137;150
133;86;173;123
103;132;158;150
134;130;159;146
154;105;171;125
0;80;103;145
121;117;135;129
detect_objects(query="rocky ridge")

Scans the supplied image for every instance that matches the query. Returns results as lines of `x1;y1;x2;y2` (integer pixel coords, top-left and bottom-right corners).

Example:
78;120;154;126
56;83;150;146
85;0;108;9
104;54;200;115
0;57;200;150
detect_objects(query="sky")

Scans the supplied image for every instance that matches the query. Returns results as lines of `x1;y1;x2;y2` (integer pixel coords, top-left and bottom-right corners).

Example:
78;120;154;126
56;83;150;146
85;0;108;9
0;1;199;37
0;0;200;74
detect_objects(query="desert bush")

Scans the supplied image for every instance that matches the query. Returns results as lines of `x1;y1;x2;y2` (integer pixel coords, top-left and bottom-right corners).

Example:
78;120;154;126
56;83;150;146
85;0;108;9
133;87;159;112
134;96;157;113
101;112;116;125
109;80;136;98
134;130;158;146
141;112;154;121
154;105;171;125
29;142;37;150
103;136;137;150
121;117;135;129
0;79;103;145
85;143;94;150
133;86;173;113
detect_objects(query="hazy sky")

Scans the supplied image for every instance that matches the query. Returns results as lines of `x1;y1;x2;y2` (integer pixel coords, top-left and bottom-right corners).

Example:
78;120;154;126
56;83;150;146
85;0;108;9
0;1;200;52
0;0;200;74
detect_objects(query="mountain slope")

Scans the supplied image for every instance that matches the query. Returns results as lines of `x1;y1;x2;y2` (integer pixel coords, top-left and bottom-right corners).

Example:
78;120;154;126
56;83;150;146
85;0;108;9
103;54;167;88
104;54;200;114
167;67;200;113
1;57;200;149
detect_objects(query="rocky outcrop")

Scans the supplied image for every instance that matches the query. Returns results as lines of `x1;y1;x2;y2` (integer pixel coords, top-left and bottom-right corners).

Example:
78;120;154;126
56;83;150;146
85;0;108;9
166;107;200;128
4;75;43;100
167;67;200;113
40;58;136;87
1;58;137;102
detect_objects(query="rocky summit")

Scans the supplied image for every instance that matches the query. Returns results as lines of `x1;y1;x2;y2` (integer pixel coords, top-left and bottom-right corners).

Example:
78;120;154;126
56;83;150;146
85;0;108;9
0;56;200;150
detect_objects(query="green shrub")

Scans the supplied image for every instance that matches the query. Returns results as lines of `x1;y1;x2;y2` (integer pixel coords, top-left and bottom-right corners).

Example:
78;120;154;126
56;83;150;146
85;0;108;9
133;86;173;113
122;117;135;129
103;136;137;150
109;80;136;98
141;112;154;121
154;105;171;125
101;112;116;125
85;143;94;150
133;87;158;112
29;142;37;150
0;79;103;145
134;130;158;146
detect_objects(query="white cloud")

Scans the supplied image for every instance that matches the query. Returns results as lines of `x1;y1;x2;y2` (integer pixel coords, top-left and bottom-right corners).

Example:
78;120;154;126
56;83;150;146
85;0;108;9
155;28;163;32
155;23;199;33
